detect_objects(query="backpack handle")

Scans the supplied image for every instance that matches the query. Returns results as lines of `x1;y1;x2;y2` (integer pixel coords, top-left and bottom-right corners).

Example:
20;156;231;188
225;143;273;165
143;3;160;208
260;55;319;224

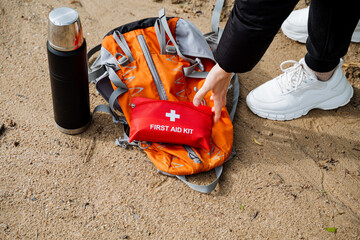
165;165;223;194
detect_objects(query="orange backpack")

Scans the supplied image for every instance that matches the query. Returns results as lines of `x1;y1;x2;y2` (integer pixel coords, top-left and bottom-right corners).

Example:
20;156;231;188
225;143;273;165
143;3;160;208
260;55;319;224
88;4;239;193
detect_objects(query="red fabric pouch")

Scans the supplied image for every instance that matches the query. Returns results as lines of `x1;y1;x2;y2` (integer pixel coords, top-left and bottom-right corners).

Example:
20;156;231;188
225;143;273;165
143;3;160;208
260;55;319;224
129;97;213;150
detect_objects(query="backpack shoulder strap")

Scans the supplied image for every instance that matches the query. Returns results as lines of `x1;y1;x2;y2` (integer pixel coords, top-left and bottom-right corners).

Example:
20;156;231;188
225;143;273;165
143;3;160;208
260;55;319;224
211;0;225;37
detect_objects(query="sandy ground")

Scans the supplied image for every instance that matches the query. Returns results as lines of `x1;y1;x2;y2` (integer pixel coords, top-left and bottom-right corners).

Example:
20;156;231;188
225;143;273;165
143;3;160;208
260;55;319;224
0;0;359;239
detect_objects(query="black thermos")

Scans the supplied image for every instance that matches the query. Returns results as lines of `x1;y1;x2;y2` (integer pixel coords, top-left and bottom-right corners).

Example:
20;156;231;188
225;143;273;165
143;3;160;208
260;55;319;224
47;7;90;134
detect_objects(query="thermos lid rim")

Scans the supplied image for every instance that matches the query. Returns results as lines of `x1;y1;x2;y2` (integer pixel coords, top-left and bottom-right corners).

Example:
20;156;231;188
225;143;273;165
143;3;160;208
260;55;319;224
49;7;78;26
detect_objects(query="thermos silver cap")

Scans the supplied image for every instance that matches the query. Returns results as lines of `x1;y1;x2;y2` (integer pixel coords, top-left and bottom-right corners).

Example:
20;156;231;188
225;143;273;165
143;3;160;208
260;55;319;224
48;7;84;51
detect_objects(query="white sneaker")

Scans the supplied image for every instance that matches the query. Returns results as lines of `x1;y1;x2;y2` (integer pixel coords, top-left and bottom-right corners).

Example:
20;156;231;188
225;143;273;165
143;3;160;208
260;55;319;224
246;59;354;121
281;7;360;43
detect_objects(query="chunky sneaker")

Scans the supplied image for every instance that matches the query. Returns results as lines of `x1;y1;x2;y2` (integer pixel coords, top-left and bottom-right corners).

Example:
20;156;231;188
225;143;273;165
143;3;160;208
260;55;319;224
246;59;354;121
281;7;360;43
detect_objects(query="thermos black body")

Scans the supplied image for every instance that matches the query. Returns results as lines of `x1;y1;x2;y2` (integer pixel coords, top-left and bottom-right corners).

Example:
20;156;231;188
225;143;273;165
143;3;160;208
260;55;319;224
47;7;90;134
47;40;90;134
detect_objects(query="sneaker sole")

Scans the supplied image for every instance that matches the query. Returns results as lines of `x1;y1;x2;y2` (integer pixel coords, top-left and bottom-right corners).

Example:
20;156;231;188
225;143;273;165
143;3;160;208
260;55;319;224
247;84;354;121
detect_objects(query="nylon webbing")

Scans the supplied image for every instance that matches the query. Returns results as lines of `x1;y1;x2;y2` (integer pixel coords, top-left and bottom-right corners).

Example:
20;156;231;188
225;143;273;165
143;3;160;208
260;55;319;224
175;166;223;193
211;0;224;34
113;31;135;63
109;87;127;111
155;19;166;55
106;66;128;90
230;73;240;122
93;104;127;124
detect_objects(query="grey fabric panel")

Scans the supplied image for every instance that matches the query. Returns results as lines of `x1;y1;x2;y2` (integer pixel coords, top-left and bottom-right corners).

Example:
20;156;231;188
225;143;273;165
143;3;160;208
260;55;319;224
92;46;119;72
89;46;120;83
175;19;215;62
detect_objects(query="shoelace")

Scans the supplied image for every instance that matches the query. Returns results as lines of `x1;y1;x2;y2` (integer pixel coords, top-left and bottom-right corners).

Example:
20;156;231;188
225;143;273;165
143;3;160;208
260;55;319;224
276;60;315;93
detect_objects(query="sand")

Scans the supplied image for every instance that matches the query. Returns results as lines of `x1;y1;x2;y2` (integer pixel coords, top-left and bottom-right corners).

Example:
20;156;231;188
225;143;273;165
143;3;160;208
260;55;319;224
0;0;359;239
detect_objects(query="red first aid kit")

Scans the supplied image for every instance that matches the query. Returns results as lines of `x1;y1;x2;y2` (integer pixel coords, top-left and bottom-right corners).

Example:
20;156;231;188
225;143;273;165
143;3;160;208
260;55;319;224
129;97;213;150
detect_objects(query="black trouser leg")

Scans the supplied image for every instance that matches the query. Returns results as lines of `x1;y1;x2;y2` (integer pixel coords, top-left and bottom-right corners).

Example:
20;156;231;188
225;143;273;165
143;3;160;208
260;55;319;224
305;0;360;72
215;0;299;73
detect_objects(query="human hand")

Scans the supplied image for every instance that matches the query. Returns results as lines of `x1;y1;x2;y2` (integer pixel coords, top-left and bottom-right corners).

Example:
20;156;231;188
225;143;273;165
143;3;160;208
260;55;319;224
193;63;233;123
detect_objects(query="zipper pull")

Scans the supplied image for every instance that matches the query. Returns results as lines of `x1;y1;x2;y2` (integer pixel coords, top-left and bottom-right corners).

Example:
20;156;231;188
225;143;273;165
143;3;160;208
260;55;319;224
131;103;136;108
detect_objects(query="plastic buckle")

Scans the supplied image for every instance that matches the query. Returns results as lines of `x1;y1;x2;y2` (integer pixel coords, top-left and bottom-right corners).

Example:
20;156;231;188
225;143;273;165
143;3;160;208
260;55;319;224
115;53;129;67
115;137;129;149
166;45;176;55
195;58;204;72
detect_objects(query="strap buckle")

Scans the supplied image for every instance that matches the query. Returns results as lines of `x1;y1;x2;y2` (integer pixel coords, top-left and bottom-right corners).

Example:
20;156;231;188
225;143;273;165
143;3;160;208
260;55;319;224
166;45;176;55
115;53;130;67
195;58;205;72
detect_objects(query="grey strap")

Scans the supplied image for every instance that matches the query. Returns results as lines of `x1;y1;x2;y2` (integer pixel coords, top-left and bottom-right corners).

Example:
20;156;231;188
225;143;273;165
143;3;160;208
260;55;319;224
176;165;223;193
230;73;239;122
155;19;166;55
106;65;128;110
211;0;225;34
204;0;225;51
113;30;135;63
106;66;128;90
93;104;127;124
109;87;127;111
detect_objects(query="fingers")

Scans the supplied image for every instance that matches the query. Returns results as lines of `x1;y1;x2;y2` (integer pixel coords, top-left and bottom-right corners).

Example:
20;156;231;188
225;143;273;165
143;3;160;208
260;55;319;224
193;84;210;107
212;94;224;123
193;63;232;122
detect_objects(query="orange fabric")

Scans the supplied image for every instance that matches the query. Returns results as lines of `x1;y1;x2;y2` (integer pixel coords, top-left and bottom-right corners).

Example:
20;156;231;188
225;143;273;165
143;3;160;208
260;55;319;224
101;17;233;175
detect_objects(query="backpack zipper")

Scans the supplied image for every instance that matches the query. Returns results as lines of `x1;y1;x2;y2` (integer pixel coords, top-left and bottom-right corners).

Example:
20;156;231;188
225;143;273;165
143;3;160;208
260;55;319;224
137;34;168;100
184;145;201;164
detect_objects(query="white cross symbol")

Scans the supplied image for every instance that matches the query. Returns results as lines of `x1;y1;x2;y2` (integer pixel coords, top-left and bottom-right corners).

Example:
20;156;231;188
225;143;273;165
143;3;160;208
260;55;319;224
166;110;180;122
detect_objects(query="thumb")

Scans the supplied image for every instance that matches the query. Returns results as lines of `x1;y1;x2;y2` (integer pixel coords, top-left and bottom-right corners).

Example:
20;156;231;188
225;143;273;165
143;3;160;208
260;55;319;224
193;85;210;107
